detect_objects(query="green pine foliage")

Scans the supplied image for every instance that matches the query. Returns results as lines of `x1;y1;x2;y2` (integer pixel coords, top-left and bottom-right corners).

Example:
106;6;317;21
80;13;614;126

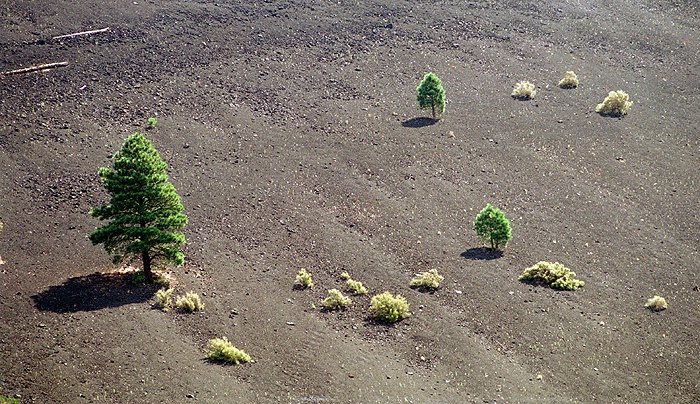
474;204;512;250
89;133;187;283
416;73;445;119
519;261;584;290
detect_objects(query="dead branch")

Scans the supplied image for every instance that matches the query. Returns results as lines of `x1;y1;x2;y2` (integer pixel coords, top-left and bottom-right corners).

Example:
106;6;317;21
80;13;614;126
52;27;110;40
1;62;69;76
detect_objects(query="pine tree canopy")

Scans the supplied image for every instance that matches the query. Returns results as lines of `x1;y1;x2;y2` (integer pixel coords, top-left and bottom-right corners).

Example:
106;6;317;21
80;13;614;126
416;72;446;119
474;203;512;250
89;132;187;282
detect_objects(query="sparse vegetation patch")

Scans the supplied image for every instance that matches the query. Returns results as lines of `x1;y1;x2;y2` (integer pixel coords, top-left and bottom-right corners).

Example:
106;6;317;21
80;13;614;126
645;296;668;311
206;337;251;364
558;71;579;88
295;268;314;289
322;289;352;310
596;90;633;116
410;269;444;291
154;288;173;312
346;279;368;295
519;261;584;290
370;292;411;323
512;80;536;100
175;291;204;312
474;204;512;250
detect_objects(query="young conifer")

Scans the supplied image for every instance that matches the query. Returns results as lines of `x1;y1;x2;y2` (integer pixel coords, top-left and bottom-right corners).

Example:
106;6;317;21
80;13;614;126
416;73;445;119
474;203;512;250
89;133;187;283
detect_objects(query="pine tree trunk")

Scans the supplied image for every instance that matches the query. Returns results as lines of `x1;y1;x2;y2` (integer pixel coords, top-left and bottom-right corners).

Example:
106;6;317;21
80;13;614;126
432;104;436;119
142;251;154;283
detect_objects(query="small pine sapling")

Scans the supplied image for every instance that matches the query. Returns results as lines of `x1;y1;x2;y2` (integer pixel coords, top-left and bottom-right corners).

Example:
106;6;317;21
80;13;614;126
416;73;446;119
474;204;512;250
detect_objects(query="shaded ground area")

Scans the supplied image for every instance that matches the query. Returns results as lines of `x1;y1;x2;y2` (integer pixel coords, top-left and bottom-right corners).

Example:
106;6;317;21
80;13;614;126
1;0;699;402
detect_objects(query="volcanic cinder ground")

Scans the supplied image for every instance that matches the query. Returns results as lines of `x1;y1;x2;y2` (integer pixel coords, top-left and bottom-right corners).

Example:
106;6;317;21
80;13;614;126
1;0;699;402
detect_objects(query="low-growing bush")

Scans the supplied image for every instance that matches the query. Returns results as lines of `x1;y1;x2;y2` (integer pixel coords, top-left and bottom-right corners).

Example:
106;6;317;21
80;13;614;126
558;71;579;88
512;80;536;100
295;268;313;289
131;270;146;285
645;295;668;312
346;279;368;295
519;261;584;290
410;269;444;291
369;292;411;323
322;289;352;310
175;291;204;312
0;397;19;404
596;90;632;116
154;288;174;312
340;271;351;280
206;337;251;364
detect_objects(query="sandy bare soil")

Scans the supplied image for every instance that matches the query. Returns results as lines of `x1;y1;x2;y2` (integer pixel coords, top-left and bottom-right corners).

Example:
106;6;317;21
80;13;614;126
1;0;699;402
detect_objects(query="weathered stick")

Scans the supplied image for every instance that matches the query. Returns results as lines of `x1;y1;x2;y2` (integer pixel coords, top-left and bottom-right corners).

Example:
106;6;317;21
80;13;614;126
52;27;110;40
0;62;69;76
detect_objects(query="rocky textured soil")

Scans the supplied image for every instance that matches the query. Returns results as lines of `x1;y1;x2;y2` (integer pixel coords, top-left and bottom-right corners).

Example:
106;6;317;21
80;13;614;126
1;0;699;402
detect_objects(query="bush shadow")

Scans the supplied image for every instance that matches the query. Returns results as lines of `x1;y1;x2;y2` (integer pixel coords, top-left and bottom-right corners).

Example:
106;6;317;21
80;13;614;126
460;247;503;261
401;117;439;128
32;271;159;313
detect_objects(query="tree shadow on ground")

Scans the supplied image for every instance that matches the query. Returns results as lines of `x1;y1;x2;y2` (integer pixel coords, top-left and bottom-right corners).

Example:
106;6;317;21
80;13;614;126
32;271;159;313
460;247;503;261
401;117;439;128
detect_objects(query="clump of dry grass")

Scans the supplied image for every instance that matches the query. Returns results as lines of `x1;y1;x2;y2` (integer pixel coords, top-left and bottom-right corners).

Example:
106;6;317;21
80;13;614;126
295;268;314;289
519;261;584;290
558;71;579;88
154;288;174;312
206;337;251;364
596;90;633;116
322;289;352;310
645;296;667;312
370;292;411;323
410;269;444;291
175;291;204;312
511;81;536;100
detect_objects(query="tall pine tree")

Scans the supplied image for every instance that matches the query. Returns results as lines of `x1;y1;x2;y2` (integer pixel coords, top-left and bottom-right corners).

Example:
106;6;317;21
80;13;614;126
416;72;445;119
89;133;187;283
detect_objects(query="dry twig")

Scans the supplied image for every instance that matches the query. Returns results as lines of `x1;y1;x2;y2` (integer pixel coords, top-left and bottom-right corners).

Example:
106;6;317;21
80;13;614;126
1;62;69;77
52;27;110;40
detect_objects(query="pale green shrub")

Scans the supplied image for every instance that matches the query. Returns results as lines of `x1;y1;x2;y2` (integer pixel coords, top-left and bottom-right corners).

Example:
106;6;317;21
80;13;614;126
370;292;411;323
558;71;579;88
0;397;19;404
596;90;632;116
512;81;536;100
322;289;352;310
295;268;313;289
346;279;368;295
175;291;204;312
519;261;584;290
154;288;174;312
206;337;251;364
340;271;351;280
645;296;667;311
410;269;444;291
